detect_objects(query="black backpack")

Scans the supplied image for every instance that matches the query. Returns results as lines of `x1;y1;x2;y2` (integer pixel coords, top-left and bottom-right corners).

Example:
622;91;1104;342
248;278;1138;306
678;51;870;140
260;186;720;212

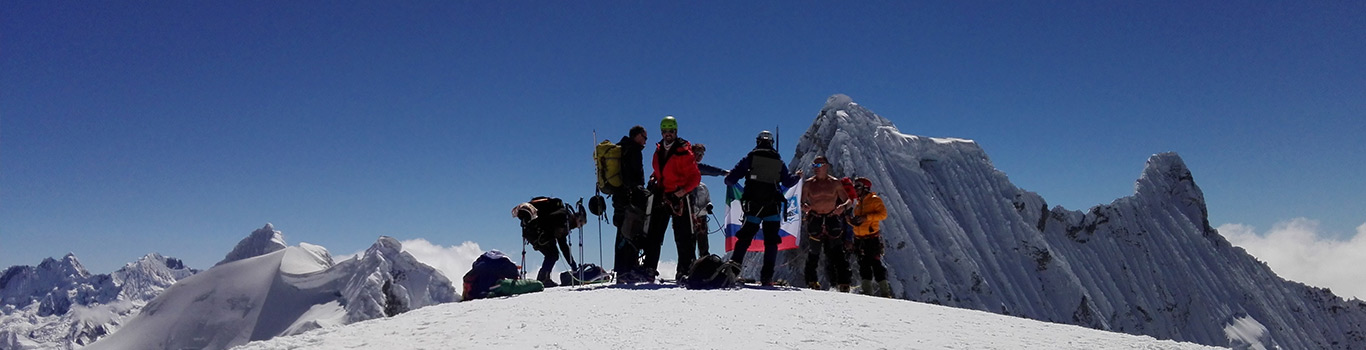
559;264;609;286
683;254;739;290
523;197;569;245
741;149;785;205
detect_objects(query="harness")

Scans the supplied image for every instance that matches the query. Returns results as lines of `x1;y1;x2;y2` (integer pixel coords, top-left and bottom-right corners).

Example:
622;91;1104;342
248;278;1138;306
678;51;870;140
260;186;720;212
806;213;843;241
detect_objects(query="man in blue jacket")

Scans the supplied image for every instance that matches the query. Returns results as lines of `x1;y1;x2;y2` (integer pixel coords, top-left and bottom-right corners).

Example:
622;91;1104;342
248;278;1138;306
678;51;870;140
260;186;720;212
724;130;801;286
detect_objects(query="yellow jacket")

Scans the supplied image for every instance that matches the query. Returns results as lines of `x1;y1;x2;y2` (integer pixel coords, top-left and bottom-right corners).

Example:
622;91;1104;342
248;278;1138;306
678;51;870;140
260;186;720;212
852;192;887;237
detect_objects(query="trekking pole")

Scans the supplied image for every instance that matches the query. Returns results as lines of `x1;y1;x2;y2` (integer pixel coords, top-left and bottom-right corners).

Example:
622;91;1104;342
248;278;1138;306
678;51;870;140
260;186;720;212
593;130;603;270
577;198;586;285
521;238;528;280
597;203;604;273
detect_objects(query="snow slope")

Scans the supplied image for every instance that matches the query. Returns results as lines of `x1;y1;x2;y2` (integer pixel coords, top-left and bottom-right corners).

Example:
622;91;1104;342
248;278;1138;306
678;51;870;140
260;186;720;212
764;94;1366;349
84;232;457;350
234;285;1224;350
1;253;196;349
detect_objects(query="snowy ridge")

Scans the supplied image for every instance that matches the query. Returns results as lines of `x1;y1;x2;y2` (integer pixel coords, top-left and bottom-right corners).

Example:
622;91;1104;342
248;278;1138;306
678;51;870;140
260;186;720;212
114;253;197;302
85;232;457;350
1;253;197;349
234;286;1223;350
768;94;1366;348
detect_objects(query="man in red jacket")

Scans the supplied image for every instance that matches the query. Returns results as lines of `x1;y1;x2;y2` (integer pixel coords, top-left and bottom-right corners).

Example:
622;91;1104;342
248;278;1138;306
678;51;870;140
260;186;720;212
643;116;702;280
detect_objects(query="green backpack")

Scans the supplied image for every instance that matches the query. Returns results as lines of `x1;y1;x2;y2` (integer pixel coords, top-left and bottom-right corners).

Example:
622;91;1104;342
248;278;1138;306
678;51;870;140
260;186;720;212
594;140;624;195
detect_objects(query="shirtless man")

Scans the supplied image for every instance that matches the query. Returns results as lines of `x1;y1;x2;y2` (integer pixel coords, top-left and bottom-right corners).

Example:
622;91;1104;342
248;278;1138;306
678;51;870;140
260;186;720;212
800;156;853;291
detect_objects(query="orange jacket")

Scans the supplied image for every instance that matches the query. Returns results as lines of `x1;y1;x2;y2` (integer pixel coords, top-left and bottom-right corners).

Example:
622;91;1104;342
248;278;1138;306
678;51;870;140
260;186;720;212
852;192;887;237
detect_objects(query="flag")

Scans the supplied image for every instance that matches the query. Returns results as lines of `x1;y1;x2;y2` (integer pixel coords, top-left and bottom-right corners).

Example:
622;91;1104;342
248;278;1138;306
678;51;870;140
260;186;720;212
723;179;803;252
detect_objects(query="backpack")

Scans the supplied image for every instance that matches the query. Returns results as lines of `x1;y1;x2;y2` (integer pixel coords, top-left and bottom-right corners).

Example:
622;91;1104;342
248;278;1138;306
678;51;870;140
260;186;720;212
741;149;785;204
524;197;571;245
559;264;609;286
462;250;521;301
683;254;739;290
748;151;783;184
594;140;624;195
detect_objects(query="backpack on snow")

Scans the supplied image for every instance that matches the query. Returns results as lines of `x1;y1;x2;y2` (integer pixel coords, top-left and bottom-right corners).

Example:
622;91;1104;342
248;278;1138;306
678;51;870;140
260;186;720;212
683;254;739;290
462;250;521;301
559;263;609;286
594;140;624;195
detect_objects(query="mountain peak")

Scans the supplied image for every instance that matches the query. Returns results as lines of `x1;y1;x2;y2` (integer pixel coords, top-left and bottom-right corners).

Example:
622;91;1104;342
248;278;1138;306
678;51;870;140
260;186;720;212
824;93;856;111
1132;152;1211;232
1135;152;1195;195
216;223;288;267
364;236;403;258
36;253;90;279
789;96;1365;348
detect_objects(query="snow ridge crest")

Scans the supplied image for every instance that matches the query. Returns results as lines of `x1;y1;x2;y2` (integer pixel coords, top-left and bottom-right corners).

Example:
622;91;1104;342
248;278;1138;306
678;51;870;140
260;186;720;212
217;223;288;266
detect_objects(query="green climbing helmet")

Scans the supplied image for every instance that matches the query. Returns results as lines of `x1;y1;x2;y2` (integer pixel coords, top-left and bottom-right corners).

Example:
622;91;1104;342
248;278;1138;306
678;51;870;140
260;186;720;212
660;116;678;131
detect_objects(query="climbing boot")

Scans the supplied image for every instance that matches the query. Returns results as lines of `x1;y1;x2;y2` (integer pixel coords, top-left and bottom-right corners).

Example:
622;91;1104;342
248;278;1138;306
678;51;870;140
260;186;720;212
860;279;875;295
879;280;893;298
807;281;822;290
837;284;850;293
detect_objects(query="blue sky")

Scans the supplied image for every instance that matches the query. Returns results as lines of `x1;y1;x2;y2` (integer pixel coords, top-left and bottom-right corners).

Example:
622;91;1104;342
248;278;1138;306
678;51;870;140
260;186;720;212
3;1;1363;281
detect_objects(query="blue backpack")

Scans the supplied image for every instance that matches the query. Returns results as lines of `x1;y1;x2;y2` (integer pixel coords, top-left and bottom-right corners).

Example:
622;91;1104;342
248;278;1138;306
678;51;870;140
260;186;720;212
462;250;520;301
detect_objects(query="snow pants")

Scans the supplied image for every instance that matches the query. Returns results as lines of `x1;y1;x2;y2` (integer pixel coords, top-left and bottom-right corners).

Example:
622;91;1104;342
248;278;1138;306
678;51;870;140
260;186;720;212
612;202;646;274
854;235;887;281
804;214;852;286
729;201;782;284
644;195;695;277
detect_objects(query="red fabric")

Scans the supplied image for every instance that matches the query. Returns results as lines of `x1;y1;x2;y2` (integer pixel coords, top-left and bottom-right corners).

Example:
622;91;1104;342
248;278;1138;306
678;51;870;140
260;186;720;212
651;141;701;194
841;177;858;201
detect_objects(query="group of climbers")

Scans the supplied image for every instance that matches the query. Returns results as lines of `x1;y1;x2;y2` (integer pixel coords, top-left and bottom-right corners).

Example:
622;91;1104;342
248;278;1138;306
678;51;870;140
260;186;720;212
464;115;895;300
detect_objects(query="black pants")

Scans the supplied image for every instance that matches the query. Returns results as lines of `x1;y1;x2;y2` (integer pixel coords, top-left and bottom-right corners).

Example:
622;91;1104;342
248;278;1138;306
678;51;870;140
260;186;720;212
804;214;851;286
854;235;887;281
729;201;782;283
534;243;559;283
644;194;695;277
612;201;647;273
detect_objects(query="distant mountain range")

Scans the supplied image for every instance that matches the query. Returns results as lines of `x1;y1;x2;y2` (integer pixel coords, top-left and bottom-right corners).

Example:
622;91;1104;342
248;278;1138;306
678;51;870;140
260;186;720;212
1;251;196;349
2;224;456;350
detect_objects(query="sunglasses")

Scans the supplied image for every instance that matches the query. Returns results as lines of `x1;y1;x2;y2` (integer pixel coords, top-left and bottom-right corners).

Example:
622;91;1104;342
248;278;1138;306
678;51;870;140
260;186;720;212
812;163;826;168
661;129;677;134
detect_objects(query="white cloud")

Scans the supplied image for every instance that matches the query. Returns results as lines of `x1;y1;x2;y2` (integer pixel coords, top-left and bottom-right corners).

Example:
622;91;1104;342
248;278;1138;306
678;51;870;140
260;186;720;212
1219;219;1366;300
397;239;486;284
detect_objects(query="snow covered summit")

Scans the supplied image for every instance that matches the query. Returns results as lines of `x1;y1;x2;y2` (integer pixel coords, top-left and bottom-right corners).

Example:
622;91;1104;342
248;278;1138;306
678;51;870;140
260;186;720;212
86;230;457;350
776;94;1366;349
234;285;1223;350
217;223;288;266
